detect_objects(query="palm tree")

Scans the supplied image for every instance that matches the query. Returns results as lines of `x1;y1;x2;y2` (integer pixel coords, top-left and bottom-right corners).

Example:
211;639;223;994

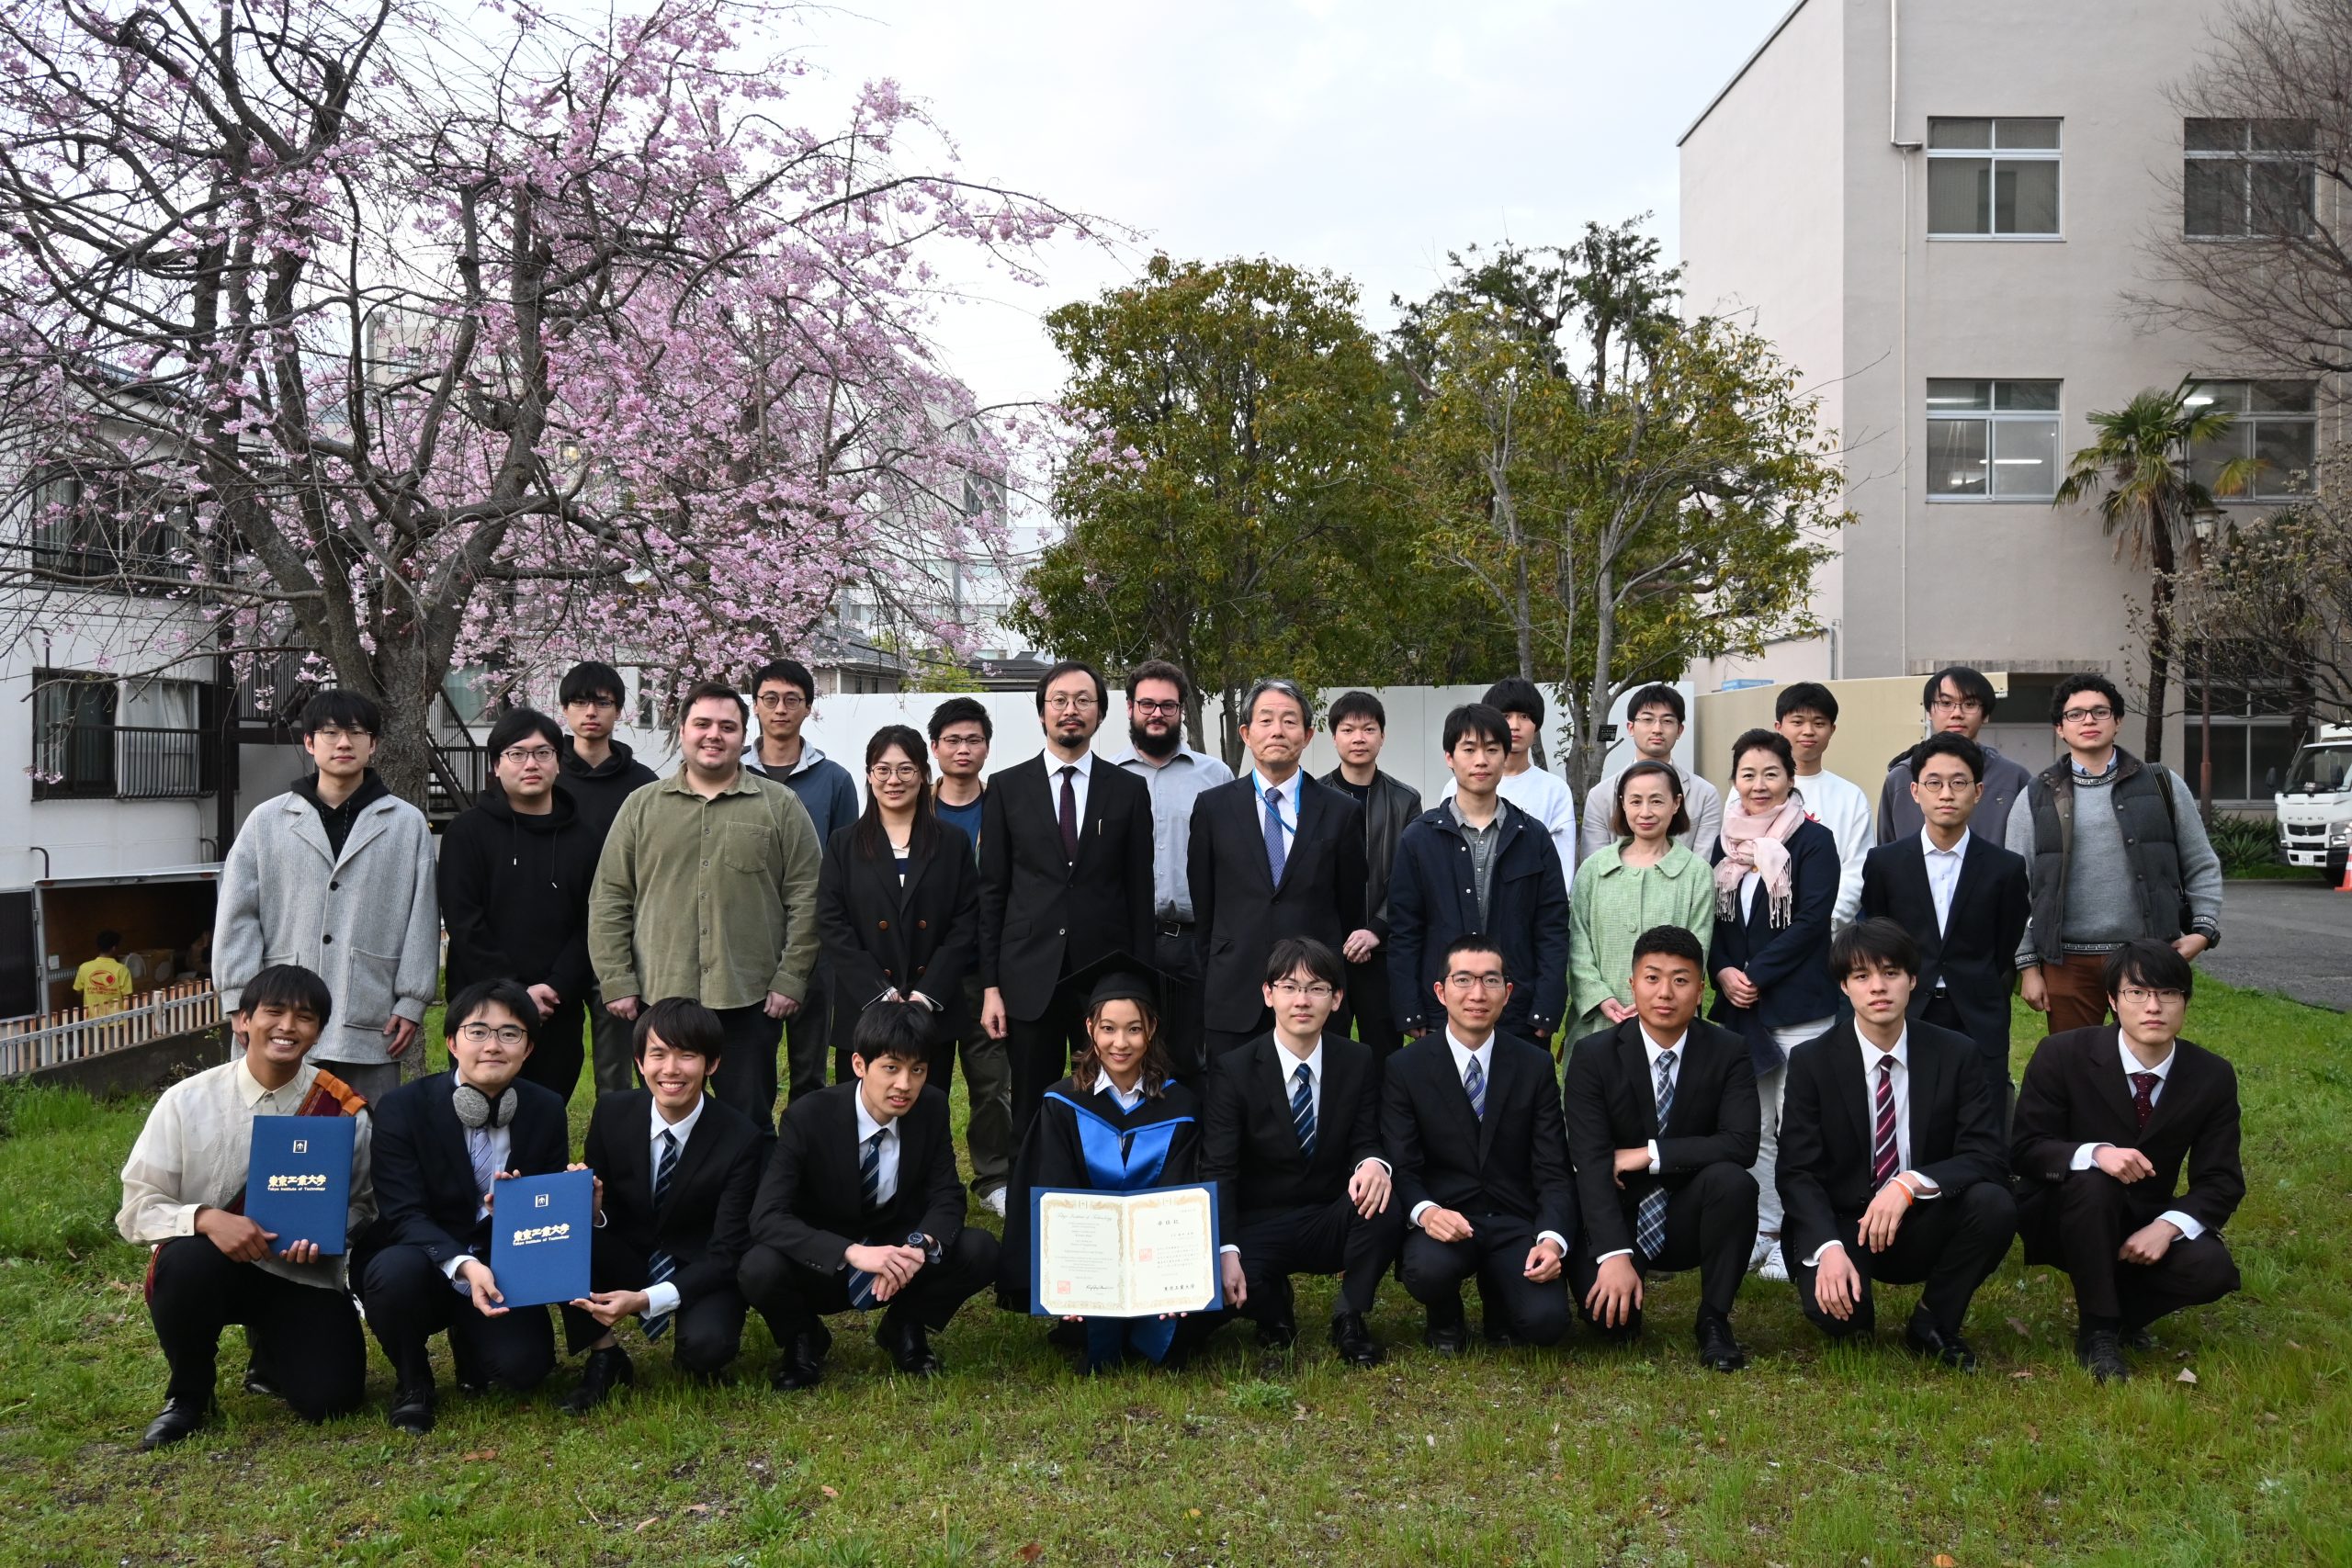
2052;382;2256;763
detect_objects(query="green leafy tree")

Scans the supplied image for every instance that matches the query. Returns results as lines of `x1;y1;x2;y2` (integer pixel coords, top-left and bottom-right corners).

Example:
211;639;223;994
2053;383;2256;763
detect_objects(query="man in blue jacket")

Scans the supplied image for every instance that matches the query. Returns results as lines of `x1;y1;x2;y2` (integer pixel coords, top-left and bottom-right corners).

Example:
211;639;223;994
1387;704;1570;1048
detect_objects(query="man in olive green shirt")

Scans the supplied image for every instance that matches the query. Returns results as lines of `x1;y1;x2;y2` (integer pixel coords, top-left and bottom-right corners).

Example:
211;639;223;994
589;682;822;1134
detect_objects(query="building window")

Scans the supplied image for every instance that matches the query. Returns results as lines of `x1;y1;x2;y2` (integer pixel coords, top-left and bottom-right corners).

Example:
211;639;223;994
1925;380;2061;500
30;671;118;800
2181;682;2301;803
2184;118;2314;239
1928;118;2061;237
2187;380;2315;499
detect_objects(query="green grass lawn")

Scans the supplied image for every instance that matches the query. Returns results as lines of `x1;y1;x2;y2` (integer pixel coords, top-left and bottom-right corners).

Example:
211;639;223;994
2;983;2347;1566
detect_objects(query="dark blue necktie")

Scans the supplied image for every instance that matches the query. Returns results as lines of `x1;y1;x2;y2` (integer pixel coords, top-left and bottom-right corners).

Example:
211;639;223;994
1290;1062;1316;1160
643;1129;678;1340
1263;783;1287;884
846;1129;888;1309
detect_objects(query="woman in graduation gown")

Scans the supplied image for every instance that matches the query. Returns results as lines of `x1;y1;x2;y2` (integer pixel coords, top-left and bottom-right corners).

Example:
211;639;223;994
998;955;1214;1371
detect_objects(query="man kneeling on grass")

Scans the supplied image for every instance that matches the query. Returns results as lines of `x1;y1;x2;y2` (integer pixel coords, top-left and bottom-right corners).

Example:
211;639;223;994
116;964;373;1450
561;998;766;1410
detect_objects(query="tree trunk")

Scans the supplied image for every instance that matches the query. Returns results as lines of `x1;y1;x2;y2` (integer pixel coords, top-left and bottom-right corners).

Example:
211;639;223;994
1218;682;1245;773
2143;528;2177;764
2198;653;2214;817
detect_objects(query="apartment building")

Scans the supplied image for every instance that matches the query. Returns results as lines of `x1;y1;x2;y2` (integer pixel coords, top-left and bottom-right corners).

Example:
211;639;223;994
1678;0;2324;799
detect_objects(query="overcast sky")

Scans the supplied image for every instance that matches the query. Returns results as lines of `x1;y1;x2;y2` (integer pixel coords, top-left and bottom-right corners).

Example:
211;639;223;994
781;0;1793;413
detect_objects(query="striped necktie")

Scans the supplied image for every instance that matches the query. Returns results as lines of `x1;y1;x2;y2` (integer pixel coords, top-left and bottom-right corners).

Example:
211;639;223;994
846;1130;888;1309
1871;1057;1901;1189
1289;1062;1317;1160
642;1129;678;1340
1635;1050;1675;1260
1464;1055;1487;1121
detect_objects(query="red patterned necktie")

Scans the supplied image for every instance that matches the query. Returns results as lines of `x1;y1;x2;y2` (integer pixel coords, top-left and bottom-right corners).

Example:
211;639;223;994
1871;1057;1900;1188
2130;1071;2158;1130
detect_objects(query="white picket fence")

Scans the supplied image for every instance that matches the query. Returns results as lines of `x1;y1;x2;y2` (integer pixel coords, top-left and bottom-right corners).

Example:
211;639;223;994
0;981;222;1078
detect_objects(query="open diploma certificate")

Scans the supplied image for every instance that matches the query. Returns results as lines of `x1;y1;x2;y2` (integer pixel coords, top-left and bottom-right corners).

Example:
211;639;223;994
1029;1183;1220;1317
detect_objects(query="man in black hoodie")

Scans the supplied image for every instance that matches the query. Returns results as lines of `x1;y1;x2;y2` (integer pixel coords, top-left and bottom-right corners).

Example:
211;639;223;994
442;708;602;1100
554;661;661;1092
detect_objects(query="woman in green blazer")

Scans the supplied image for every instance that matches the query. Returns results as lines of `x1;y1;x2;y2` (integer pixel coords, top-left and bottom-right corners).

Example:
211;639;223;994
1567;761;1715;1044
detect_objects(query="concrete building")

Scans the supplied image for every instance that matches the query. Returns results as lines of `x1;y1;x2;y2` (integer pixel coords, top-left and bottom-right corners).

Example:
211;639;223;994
1678;0;2324;801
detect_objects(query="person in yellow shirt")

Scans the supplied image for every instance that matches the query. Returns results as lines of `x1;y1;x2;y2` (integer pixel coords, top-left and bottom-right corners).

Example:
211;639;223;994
74;931;132;1016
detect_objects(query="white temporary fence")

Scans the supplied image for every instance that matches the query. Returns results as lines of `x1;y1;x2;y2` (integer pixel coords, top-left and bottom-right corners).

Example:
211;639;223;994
0;981;222;1078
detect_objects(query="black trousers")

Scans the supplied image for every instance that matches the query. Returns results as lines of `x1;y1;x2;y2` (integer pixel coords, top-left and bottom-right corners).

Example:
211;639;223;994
1204;1006;1275;1064
1340;949;1400;1061
146;1238;366;1420
1793;1179;2018;1339
1922;989;2016;1127
559;1229;751;1377
1398;1214;1570;1346
589;991;639;1095
358;1245;556;1393
2024;1170;2242;1329
708;1003;786;1135
1009;992;1093;1145
1568;1160;1758;1333
786;972;831;1104
1155;928;1207;1089
1234;1194;1407;1319
737;1228;1001;1340
516;995;588;1107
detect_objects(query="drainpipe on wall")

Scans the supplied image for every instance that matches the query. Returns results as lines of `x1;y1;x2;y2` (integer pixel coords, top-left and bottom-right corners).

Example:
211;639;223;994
1891;0;1920;675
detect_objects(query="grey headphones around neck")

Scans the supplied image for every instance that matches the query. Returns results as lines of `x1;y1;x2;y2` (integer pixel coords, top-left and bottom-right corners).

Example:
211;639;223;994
452;1077;518;1130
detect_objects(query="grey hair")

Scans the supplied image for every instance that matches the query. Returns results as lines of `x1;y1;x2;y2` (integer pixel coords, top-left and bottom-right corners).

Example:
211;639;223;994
1242;677;1311;728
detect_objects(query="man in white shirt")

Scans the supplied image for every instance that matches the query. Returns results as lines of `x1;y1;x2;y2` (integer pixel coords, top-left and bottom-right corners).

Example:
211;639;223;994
1576;683;1724;864
117;964;373;1449
1445;676;1577;887
1776;919;2016;1372
1775;682;1872;932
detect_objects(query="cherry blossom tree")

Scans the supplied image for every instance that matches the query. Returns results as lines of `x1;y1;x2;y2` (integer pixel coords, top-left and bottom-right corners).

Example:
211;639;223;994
0;0;1080;801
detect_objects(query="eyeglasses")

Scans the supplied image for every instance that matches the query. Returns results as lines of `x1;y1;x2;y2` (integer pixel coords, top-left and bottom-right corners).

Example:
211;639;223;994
2116;987;2186;1006
1270;980;1335;1000
310;726;372;743
1930;696;1986;716
565;696;619;713
1915;776;1975;795
1044;694;1099;712
456;1022;529;1045
2061;706;2116;725
1444;973;1509;991
934;733;988;749
756;692;808;711
500;746;558;765
1131;698;1182;716
869;764;923;783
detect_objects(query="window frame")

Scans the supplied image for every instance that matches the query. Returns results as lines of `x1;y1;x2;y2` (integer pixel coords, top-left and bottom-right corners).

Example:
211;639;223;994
2186;379;2317;502
2183;118;2316;241
29;669;119;801
1926;118;2064;241
1923;379;2065;502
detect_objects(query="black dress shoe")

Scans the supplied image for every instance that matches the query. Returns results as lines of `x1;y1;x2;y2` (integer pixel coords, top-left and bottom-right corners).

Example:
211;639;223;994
561;1346;635;1415
1484;1325;1527;1349
1329;1312;1383;1369
2077;1328;2132;1383
1905;1320;1980;1372
770;1329;828;1392
1695;1315;1748;1373
876;1316;943;1377
1255;1315;1298;1351
242;1360;278;1400
137;1395;213;1451
2124;1325;2156;1353
1423;1313;1470;1355
388;1382;435;1436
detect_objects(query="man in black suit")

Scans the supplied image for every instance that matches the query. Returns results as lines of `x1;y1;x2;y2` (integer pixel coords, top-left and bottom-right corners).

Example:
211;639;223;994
1779;919;2016;1371
358;980;572;1434
1563;925;1758;1371
1381;933;1577;1351
561;998;766;1411
2013;940;2244;1382
1190;678;1374;1060
1319;690;1421;1058
1860;733;2030;1112
978;660;1156;1139
737;1001;1001;1390
1204;937;1403;1366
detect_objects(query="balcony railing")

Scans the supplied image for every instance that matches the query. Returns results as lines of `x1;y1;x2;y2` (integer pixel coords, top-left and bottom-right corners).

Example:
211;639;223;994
32;726;221;801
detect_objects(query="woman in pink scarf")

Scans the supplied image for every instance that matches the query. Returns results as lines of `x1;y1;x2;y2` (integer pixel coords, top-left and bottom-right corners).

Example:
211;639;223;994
1709;728;1840;1284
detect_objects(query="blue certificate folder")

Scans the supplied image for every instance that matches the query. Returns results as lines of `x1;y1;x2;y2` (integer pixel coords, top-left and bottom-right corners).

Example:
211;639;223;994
1029;1181;1220;1317
489;1169;594;1307
244;1115;356;1255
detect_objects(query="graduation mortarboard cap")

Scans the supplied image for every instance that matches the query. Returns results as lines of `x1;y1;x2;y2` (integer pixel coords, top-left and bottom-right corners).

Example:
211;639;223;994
1057;951;1164;1014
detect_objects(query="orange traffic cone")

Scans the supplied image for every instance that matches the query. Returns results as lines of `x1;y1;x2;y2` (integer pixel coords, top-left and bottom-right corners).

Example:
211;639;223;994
2337;854;2352;893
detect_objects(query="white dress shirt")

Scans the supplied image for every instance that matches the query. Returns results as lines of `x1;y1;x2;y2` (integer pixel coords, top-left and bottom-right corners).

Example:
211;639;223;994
1045;749;1094;842
116;1056;376;1291
1250;768;1303;864
1594;1024;1687;1265
1411;1028;1569;1258
1922;829;1970;940
1096;1073;1145;1113
441;1109;515;1283
1806;1028;1944;1268
639;1094;707;1316
2068;1039;2205;1240
1793;767;1873;933
853;1094;902;1209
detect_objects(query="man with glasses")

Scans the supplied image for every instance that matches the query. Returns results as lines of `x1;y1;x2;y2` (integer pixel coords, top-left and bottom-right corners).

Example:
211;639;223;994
440;708;602;1100
2011;940;2244;1382
555;660;659;1094
590;682;823;1135
216;689;441;1105
927;697;1014;1214
1575;683;1722;865
977;660;1155;1139
1202;938;1400;1366
2004;675;2222;1035
746;658;859;1103
1878;666;2033;846
1110;660;1233;1084
1187;677;1371;1061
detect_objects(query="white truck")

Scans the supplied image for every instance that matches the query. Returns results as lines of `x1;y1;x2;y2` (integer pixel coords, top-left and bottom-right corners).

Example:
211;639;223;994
2274;724;2352;883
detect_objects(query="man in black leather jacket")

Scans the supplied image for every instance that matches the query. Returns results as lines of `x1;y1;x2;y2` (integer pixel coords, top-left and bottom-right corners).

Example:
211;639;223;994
1321;691;1422;1061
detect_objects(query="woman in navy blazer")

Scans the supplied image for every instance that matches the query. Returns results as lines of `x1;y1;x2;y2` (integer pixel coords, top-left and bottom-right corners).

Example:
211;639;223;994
1707;728;1839;1282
